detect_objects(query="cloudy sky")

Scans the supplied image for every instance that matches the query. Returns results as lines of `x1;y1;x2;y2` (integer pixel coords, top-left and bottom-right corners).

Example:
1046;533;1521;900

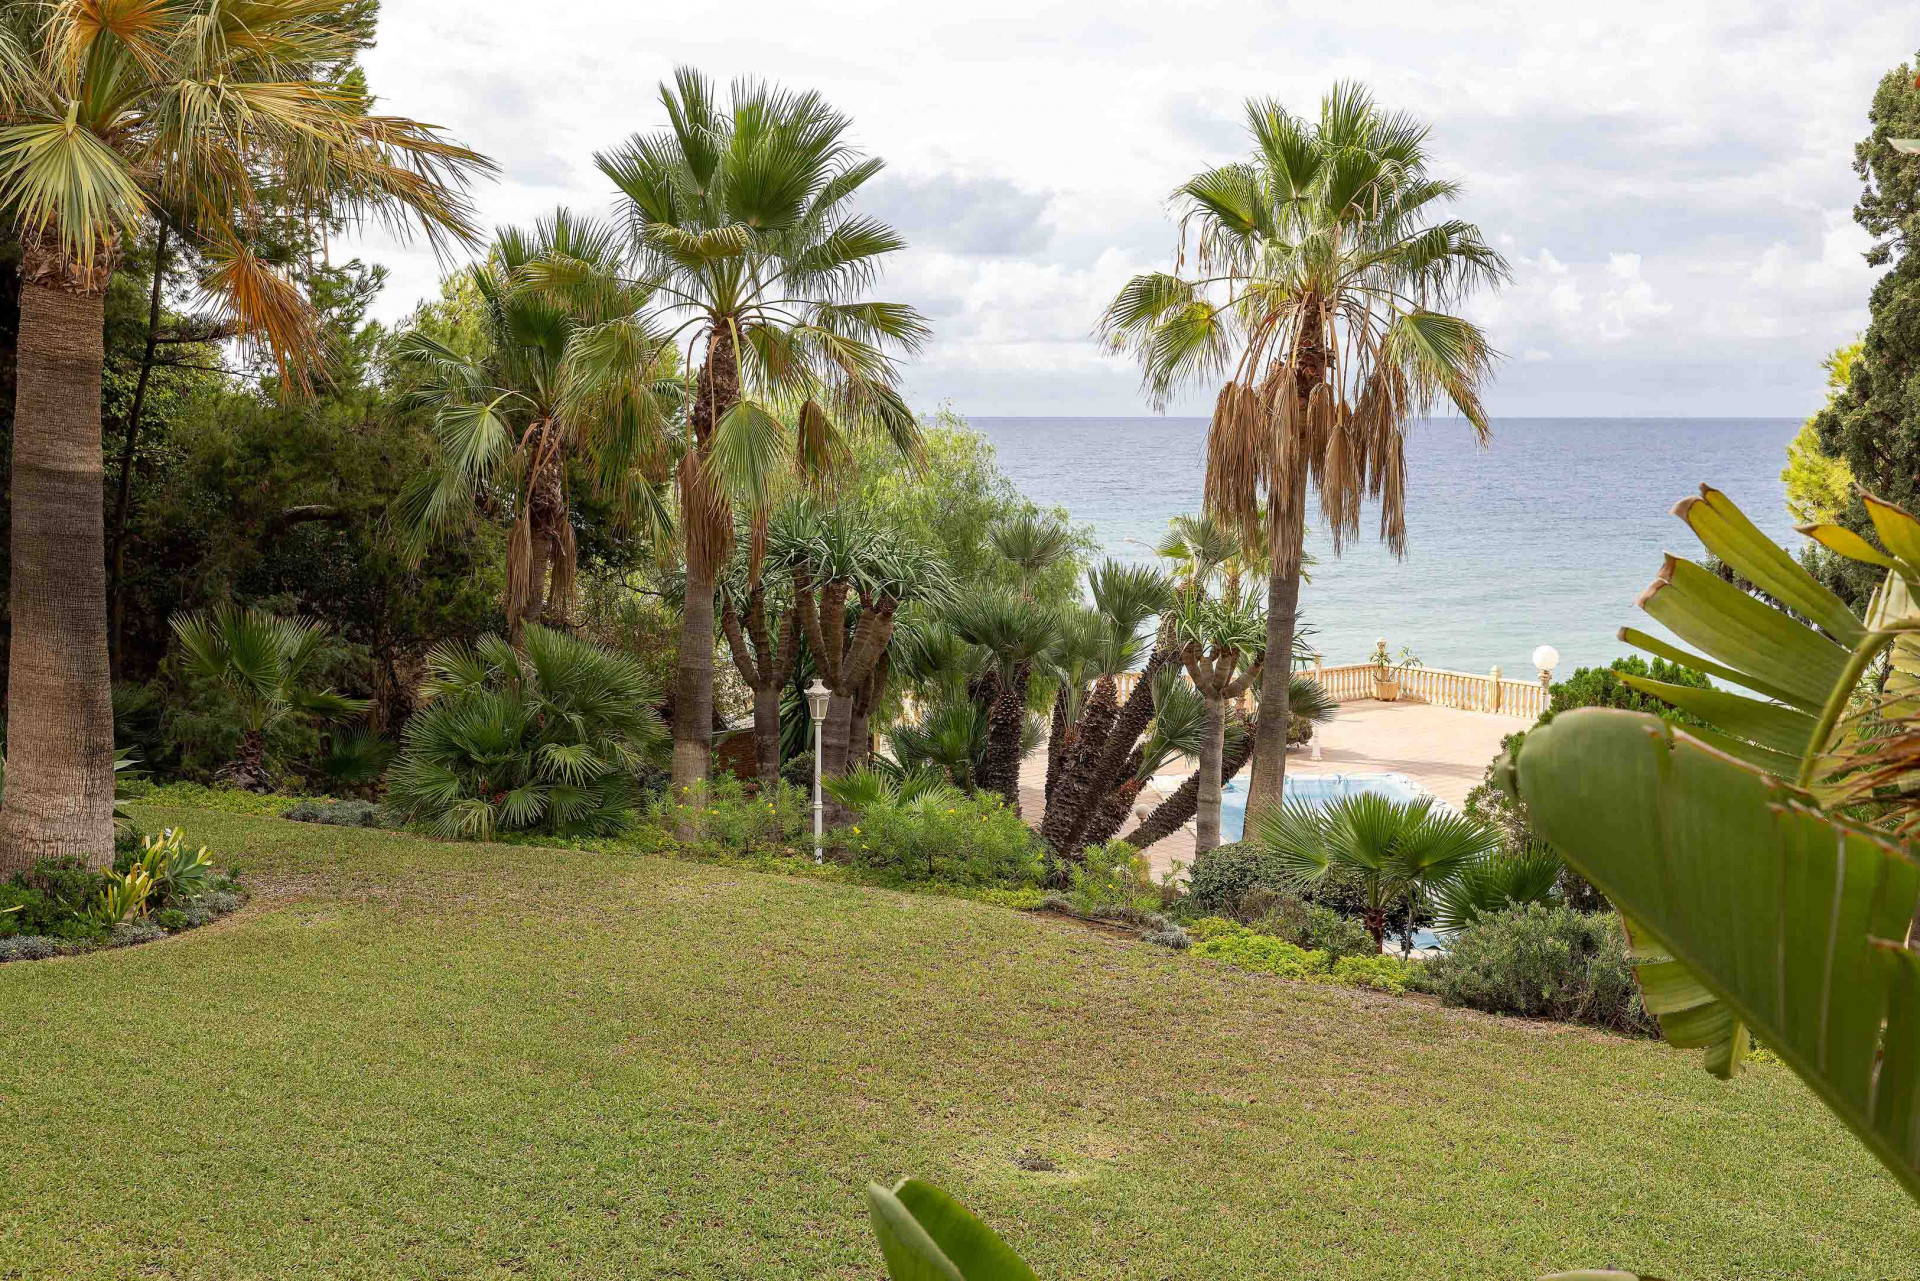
346;1;1913;418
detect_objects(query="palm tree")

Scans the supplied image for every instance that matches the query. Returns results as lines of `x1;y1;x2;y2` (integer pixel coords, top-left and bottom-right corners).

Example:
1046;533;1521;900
1171;591;1267;854
1099;82;1508;825
169;607;371;793
581;68;929;803
945;591;1060;814
1035;559;1171;853
989;511;1074;601
0;1;490;869
1256;793;1497;952
395;212;674;645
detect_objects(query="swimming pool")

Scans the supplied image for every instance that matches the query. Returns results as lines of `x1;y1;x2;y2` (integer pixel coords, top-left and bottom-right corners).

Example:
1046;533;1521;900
1205;771;1431;843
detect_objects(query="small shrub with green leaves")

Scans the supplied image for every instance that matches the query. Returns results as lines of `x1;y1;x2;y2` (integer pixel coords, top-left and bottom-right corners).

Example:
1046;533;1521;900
1411;903;1655;1035
649;775;813;854
1183;841;1287;917
1192;925;1331;981
385;625;670;840
1188;919;1420;994
1059;839;1159;917
831;791;1043;887
1239;890;1378;961
2;835;243;962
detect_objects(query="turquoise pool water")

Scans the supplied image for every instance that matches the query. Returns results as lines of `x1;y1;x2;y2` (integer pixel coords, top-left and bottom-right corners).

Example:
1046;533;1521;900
1216;772;1429;843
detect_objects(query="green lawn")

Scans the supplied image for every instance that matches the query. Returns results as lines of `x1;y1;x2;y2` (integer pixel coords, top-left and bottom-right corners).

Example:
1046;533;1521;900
3;803;1915;1279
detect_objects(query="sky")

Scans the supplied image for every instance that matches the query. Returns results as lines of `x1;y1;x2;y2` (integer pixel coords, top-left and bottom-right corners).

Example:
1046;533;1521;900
344;1;1914;419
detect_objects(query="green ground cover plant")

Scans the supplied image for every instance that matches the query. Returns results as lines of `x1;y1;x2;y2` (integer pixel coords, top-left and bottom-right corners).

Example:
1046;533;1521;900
1187;918;1418;994
3;797;1909;1278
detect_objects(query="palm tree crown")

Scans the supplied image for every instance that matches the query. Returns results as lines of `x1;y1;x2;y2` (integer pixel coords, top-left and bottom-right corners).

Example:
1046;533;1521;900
0;0;491;365
395;210;675;640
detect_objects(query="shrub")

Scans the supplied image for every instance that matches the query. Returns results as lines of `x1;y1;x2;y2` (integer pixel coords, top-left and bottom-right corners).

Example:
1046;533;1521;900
779;751;816;791
13;858;105;927
1184;841;1287;917
1190;919;1420;994
1412;903;1655;1035
1246;893;1379;961
385;626;669;840
154;908;188;931
284;798;381;827
1060;840;1159;917
830;793;1043;887
650;776;813;854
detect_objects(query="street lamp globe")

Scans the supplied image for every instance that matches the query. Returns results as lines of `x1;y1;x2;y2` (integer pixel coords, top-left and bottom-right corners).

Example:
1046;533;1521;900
1531;645;1560;675
805;678;831;723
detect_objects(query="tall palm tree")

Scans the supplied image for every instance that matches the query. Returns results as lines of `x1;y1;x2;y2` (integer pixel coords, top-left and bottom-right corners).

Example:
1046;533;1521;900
580;68;929;802
1099;83;1507;824
0;0;490;869
395;211;674;645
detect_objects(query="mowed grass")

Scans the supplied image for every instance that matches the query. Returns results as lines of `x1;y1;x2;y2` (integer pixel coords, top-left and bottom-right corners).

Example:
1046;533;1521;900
3;805;1916;1280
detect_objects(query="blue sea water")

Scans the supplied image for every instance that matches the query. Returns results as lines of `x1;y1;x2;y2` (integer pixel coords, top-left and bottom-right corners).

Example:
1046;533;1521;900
969;416;1803;678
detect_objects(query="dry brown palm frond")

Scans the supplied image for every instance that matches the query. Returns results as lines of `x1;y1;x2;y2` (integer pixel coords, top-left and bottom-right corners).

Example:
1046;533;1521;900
679;451;731;580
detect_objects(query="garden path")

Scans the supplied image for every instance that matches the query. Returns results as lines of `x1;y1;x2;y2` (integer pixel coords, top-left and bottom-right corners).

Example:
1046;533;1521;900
1023;698;1531;880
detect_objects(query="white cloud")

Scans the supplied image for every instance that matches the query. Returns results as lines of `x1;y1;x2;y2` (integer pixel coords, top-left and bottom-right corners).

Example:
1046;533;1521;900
338;0;1909;415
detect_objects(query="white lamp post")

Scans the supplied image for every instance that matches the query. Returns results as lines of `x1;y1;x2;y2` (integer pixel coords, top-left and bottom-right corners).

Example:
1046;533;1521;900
805;678;831;863
1532;644;1560;692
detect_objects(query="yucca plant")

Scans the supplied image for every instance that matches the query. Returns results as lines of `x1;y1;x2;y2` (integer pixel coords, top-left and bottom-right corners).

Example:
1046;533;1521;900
385;625;668;840
169;607;371;792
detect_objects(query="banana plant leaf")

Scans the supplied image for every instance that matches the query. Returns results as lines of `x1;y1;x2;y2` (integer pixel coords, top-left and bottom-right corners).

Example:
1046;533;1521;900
1505;708;1920;1201
866;1179;1037;1281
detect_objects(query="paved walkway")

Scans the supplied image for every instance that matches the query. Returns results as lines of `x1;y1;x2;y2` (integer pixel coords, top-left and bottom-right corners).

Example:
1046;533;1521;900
1018;699;1531;881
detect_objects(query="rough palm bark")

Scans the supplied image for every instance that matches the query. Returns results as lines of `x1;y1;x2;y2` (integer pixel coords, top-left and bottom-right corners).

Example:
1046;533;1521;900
1037;674;1118;850
670;327;738;804
0;250;119;872
979;661;1032;813
1080;751;1146;849
1043;685;1076;804
1122;714;1255;853
1048;646;1172;856
719;574;800;782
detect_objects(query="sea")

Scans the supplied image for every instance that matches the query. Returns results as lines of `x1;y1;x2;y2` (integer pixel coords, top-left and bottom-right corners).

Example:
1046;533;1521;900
969;416;1804;679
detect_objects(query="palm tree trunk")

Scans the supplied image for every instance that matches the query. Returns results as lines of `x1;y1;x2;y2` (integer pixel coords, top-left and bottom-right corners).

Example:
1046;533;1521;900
670;324;738;806
821;692;855;777
670;569;718;806
1194;692;1227;855
1053;648;1170;856
1245;562;1301;820
0;275;116;872
982;662;1030;814
1038;674;1117;852
1122;718;1255;853
752;685;781;782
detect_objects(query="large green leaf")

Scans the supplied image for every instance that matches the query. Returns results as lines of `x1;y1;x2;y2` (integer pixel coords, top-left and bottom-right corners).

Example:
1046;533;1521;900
1636;555;1846;711
1507;708;1920;1201
1675;486;1862;646
866;1180;1037;1281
